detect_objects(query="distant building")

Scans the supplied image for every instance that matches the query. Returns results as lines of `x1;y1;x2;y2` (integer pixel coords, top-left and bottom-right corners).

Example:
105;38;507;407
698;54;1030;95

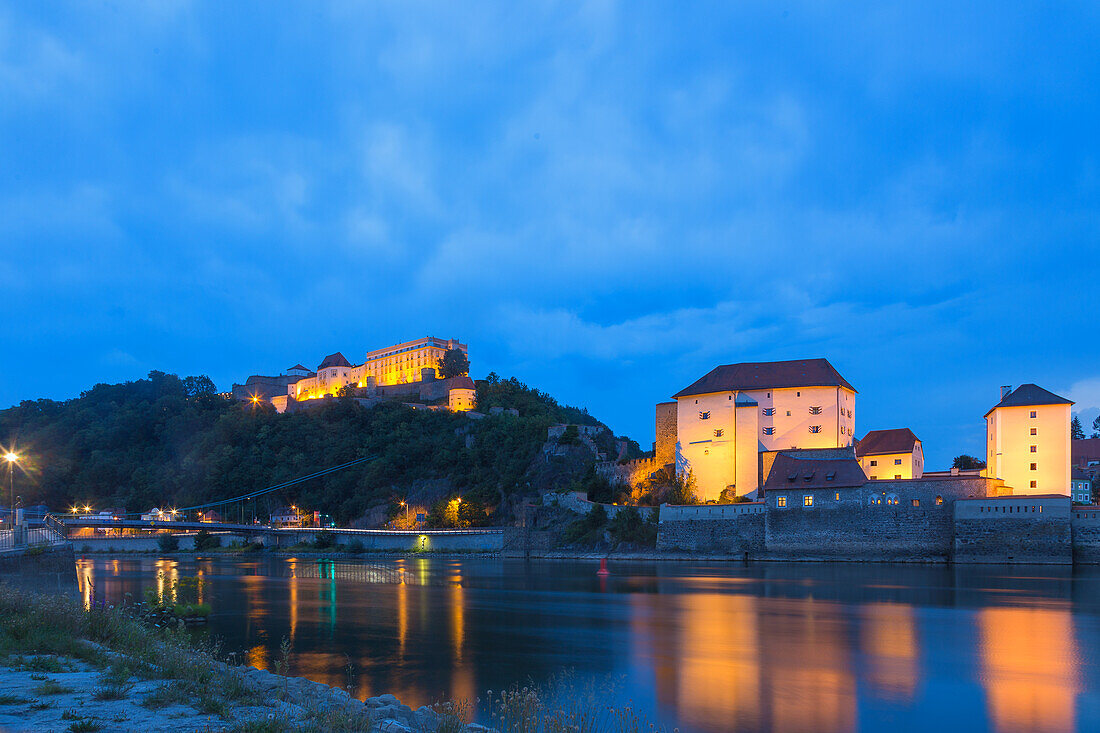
856;428;924;480
1071;469;1092;504
269;506;301;527
667;358;856;502
289;337;467;401
198;510;223;523
140;507;175;522
447;376;476;412
985;384;1073;496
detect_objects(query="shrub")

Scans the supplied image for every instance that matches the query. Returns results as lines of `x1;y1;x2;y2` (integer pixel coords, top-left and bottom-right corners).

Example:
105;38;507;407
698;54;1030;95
608;507;657;547
563;504;608;545
193;530;221;551
312;531;337;550
346;539;365;554
156;534;179;552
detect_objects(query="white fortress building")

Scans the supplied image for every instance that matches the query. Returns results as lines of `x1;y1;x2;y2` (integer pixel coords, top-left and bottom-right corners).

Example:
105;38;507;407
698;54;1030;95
985;383;1073;496
856;428;924;480
232;336;473;413
667;358;856;502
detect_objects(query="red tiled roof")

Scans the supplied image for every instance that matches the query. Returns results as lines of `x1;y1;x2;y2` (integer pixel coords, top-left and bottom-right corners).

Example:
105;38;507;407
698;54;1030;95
984;383;1072;417
318;352;352;369
1073;438;1100;466
855;428;919;457
448;376;476;390
673;358;855;399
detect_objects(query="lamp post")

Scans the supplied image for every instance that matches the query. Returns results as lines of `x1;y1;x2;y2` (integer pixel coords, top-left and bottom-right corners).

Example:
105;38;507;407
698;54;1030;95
5;452;19;530
400;500;409;527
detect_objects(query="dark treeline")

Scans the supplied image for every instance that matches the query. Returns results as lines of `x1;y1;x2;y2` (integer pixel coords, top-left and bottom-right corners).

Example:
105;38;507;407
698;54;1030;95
0;370;606;525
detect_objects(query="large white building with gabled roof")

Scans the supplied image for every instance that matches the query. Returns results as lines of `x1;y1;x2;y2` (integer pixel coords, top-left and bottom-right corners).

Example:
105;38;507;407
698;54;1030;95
668;358;856;501
985;383;1073;496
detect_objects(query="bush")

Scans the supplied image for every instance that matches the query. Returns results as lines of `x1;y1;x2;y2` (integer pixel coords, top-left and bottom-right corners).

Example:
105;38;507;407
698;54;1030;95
193;530;220;551
312;531;337;550
563;504;608;545
345;539;365;554
156;534;179;552
608;507;657;547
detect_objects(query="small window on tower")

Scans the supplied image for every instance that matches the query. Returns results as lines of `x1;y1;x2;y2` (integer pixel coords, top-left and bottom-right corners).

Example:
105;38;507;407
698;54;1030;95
894;459;902;465
714;429;724;438
763;427;775;435
763;408;776;416
1031;428;1038;435
809;425;821;434
1030;463;1037;470
1031;445;1037;453
699;411;710;420
870;460;878;467
1030;411;1037;418
1031;480;1037;488
809;406;822;415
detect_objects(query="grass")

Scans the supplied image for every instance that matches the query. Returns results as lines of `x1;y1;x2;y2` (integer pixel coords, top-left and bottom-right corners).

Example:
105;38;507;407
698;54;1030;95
32;679;74;696
67;720;103;733
92;680;134;701
140;683;191;710
0;694;30;705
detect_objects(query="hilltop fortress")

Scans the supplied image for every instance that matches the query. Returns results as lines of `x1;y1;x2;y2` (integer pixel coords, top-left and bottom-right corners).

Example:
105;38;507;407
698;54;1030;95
232;336;475;413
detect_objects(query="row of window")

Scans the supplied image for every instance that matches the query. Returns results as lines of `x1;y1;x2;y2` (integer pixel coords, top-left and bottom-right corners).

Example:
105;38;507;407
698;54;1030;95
775;494;944;508
868;459;904;466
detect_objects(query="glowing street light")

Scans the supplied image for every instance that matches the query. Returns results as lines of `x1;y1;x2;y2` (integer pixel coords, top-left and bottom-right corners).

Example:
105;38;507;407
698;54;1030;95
399;500;409;526
5;451;19;529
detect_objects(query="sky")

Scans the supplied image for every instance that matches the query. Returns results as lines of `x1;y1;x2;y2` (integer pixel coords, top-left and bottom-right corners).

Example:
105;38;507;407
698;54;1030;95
2;1;1099;469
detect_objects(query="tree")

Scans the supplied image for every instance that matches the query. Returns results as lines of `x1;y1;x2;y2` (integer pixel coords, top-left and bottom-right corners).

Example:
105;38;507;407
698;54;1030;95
1072;416;1086;440
183;375;217;399
437;348;470;379
1093;414;1100;439
953;454;986;470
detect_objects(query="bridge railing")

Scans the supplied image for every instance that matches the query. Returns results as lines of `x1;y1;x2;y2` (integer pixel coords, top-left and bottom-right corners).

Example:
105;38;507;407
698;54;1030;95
0;514;69;553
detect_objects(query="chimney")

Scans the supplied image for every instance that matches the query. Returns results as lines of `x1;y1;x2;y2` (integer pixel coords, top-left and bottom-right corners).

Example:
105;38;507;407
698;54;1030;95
1000;385;1013;400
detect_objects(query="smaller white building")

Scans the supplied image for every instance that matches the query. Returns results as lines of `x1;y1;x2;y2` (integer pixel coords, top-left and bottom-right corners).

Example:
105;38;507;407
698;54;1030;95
856;428;924;480
986;384;1073;496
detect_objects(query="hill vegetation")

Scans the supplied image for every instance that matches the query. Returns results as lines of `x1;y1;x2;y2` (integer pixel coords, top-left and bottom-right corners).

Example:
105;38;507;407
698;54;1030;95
0;370;631;527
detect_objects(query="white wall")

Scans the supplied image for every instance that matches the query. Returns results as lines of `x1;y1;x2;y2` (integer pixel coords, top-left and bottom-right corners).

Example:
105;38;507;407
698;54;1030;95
988;404;1071;495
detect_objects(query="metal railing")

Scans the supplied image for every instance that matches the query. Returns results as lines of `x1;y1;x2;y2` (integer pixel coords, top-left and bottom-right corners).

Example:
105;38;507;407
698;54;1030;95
0;514;69;553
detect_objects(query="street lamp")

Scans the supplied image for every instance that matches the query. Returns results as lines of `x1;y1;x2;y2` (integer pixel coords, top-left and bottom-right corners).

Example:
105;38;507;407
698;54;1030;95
400;500;409;526
5;452;19;529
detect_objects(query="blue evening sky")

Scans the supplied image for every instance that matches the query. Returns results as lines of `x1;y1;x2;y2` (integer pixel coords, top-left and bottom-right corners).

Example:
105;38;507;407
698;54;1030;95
2;2;1098;468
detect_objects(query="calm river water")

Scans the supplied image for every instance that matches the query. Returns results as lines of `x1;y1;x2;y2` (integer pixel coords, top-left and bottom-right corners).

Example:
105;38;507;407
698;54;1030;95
75;555;1100;732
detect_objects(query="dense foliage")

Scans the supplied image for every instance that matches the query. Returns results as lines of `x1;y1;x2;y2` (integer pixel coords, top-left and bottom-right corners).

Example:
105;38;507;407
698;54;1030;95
0;370;617;525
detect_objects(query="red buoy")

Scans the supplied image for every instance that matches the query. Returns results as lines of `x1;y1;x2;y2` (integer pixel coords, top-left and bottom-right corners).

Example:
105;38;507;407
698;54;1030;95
596;558;610;576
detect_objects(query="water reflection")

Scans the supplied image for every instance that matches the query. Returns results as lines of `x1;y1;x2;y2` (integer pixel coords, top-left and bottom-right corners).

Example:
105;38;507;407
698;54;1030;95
73;557;1100;733
980;606;1078;733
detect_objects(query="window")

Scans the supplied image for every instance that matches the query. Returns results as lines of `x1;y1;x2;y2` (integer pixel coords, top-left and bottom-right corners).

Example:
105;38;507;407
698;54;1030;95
870;475;877;480
1030;411;1037;418
763;427;775;435
777;496;787;508
1030;445;1037;453
911;499;920;507
803;495;814;507
796;391;801;397
809;425;821;434
699;411;710;420
1030;481;1037;488
835;492;840;501
809;406;822;415
714;429;724;438
894;475;902;479
870;460;878;467
841;426;846;434
1030;463;1037;470
763;407;776;416
1031;428;1038;435
786;411;792;417
767;392;771;398
935;496;943;505
886;495;899;506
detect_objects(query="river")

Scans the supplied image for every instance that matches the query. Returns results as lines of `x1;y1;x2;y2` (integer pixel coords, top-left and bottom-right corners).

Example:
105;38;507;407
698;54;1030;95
75;555;1100;732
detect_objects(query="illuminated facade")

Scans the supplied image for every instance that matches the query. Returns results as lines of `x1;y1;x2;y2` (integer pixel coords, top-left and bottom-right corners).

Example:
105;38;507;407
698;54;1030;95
856;428;924;480
291;337;468;400
671;358;856;501
985;384;1073;496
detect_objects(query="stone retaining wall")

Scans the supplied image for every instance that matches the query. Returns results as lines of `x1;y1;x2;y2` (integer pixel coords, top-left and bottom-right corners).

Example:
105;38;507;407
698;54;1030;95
0;544;78;594
1073;508;1100;563
656;513;764;555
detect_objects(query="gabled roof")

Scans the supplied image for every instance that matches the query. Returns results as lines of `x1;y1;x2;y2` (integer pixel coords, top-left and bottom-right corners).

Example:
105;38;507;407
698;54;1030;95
763;452;866;491
317;352;352;370
985;383;1073;417
673;358;855;399
448;376;476;390
855;428;920;457
287;363;311;372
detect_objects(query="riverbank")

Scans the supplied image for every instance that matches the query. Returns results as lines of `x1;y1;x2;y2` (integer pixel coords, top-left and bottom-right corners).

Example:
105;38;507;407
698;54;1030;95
0;584;465;732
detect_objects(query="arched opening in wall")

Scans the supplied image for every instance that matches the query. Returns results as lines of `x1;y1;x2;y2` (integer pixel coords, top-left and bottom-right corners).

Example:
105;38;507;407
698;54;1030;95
935;496;943;506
